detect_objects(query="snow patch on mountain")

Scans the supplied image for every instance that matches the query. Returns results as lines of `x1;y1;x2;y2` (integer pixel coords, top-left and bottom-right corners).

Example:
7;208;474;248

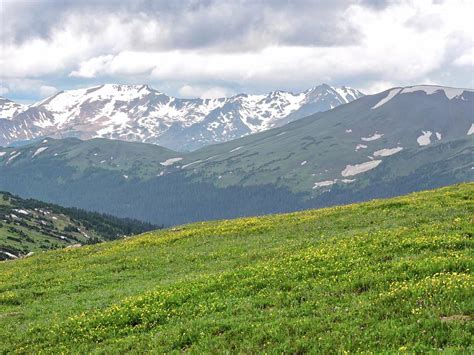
401;85;470;99
160;157;183;166
361;133;383;141
417;131;432;146
0;251;18;259
7;151;21;164
13;209;29;215
371;88;402;109
313;180;335;189
181;160;203;168
313;178;355;189
32;147;48;157
230;146;243;153
355;144;368;151
341;160;382;177
373;147;403;157
333;86;363;103
370;85;473;110
468;124;474;135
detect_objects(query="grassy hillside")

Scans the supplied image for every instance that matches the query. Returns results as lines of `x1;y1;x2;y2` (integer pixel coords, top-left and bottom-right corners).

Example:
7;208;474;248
0;192;156;259
0;183;472;352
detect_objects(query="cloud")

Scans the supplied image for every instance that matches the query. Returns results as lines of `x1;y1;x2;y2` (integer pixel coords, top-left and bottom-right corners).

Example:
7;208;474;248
64;21;449;94
178;85;234;99
1;0;473;101
0;79;58;101
1;0;361;50
453;52;473;67
39;85;58;98
0;2;462;53
70;55;115;78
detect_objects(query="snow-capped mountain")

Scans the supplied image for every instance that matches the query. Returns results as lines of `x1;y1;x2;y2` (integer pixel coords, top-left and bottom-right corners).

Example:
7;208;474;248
0;84;363;150
0;97;27;119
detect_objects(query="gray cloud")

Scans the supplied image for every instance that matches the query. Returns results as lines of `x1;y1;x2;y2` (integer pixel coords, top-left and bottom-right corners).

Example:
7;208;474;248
1;0;362;50
359;0;394;10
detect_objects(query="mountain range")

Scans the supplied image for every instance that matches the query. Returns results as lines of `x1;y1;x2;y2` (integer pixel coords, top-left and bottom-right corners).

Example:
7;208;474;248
1;85;472;225
0;84;363;151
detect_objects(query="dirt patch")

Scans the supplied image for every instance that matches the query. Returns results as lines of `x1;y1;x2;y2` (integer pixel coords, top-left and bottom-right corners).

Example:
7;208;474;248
0;312;23;319
440;315;471;322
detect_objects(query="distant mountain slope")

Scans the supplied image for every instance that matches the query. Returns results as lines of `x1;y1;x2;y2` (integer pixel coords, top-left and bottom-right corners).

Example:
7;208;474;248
0;191;156;260
0;84;363;150
1;184;472;352
0;85;472;225
179;85;473;191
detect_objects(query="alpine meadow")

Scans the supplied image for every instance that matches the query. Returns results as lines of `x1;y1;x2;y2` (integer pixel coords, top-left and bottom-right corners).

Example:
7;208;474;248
0;0;473;353
0;184;473;352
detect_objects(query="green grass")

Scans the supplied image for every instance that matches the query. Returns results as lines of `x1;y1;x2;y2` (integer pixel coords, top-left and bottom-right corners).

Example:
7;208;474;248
0;183;473;353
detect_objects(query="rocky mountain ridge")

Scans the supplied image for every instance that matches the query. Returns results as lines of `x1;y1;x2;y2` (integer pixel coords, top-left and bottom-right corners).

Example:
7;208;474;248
0;84;363;150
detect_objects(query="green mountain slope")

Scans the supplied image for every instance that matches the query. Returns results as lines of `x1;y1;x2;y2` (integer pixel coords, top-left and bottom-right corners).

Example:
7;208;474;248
1;184;472;352
0;192;156;259
179;86;473;192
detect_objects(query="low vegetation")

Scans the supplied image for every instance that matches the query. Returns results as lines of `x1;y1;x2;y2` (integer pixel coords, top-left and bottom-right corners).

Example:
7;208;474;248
0;183;472;352
0;192;156;259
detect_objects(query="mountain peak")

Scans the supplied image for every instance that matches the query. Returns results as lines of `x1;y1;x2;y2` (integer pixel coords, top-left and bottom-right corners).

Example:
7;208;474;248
0;97;27;120
99;83;154;92
82;83;158;97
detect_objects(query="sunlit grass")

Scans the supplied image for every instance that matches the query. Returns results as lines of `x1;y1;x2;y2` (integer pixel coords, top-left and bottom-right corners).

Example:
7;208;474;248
0;183;472;352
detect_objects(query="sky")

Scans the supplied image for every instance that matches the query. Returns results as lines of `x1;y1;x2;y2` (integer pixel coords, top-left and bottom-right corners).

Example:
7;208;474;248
0;0;473;103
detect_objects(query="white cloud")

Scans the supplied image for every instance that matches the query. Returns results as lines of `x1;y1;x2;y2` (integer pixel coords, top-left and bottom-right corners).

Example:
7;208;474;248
359;81;398;95
453;52;473;67
70;55;115;78
0;79;57;100
64;1;474;93
2;79;44;93
178;85;233;99
1;28;91;78
65;36;441;93
39;85;58;98
1;0;473;100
